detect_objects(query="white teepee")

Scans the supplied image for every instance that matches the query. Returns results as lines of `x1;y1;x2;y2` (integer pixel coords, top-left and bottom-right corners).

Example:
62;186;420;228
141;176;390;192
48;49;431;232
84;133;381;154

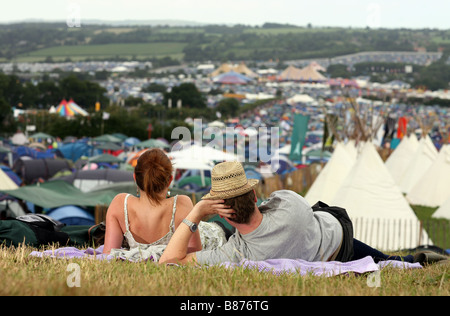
305;142;356;205
332;142;430;251
385;134;419;185
433;195;450;220
398;135;438;194
406;144;450;208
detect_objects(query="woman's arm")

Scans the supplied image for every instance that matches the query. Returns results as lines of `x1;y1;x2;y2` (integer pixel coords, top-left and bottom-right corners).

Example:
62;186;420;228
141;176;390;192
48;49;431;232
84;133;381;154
174;195;202;253
102;195;125;254
159;199;234;265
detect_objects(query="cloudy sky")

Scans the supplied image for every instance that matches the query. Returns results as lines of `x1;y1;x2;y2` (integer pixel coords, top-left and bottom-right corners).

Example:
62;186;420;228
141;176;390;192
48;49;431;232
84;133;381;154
1;0;448;29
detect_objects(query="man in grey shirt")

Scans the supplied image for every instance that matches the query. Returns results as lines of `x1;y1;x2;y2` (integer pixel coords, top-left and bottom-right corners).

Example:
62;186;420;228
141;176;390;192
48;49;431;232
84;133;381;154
160;161;344;265
196;190;342;265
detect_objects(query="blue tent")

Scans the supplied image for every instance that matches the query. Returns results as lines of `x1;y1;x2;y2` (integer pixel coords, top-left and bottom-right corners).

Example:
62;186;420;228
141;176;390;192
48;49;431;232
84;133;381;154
57;142;92;162
124;137;141;147
46;205;95;226
14;146;55;160
0;165;22;186
213;71;252;85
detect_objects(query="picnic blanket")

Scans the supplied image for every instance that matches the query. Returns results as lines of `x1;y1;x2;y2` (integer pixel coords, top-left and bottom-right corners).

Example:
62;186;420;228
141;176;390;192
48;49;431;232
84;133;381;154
29;246;422;276
221;257;422;277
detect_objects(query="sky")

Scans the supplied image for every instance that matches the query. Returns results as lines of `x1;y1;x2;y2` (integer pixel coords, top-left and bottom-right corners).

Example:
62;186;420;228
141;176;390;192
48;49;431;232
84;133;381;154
1;0;449;29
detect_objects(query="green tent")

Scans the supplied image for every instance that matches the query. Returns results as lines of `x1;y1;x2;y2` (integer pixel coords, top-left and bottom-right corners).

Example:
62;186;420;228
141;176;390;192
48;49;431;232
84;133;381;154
0;180;121;209
0;180;206;209
135;139;169;149
93;134;122;143
30;132;54;140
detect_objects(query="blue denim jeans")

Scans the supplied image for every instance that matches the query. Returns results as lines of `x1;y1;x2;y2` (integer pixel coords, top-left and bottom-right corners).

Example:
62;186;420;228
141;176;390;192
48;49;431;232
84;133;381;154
352;238;414;263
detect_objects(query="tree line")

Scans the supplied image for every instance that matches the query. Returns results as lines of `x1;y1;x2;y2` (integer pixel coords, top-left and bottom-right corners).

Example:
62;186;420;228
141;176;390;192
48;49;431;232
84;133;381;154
0;73;247;140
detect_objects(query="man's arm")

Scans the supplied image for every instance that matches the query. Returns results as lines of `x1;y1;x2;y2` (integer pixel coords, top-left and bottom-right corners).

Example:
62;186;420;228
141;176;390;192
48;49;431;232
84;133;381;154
159;199;234;265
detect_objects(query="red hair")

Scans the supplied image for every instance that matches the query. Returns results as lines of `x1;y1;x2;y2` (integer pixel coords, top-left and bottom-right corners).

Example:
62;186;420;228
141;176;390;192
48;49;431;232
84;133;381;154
134;148;173;204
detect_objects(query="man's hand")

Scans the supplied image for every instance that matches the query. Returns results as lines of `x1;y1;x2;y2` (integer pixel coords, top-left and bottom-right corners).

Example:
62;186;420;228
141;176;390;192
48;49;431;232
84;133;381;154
190;199;236;222
159;199;236;265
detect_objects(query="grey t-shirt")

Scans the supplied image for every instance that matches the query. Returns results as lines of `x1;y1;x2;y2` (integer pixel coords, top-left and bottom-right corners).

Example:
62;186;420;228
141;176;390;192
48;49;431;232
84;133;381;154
195;190;343;265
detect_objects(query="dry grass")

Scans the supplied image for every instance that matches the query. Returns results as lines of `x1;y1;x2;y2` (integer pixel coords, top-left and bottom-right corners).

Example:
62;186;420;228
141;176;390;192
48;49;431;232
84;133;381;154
0;244;448;297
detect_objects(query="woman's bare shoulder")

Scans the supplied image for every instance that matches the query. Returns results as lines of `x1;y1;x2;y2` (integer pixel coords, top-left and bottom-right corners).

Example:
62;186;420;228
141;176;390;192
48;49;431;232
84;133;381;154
175;195;194;208
107;193;130;215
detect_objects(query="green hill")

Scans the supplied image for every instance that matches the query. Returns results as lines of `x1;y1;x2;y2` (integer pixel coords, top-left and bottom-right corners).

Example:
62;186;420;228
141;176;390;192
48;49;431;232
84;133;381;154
0;22;449;63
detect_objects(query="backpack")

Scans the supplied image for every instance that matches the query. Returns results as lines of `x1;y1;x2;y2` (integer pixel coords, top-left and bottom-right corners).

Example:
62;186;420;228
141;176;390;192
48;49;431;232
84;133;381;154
311;201;354;262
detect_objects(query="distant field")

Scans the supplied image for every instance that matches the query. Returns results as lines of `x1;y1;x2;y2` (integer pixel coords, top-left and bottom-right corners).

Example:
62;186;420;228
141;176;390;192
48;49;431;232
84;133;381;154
243;27;347;35
16;42;187;62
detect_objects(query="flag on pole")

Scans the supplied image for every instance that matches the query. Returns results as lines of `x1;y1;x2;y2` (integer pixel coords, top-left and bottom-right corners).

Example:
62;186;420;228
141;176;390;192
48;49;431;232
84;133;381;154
290;114;309;162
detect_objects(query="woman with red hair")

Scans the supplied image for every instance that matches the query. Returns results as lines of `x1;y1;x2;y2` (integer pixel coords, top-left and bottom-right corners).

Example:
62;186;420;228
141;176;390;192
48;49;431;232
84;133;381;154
103;148;226;261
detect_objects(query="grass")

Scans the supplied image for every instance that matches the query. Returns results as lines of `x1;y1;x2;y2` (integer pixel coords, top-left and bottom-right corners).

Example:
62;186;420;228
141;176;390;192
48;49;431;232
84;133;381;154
0;244;448;296
411;205;450;250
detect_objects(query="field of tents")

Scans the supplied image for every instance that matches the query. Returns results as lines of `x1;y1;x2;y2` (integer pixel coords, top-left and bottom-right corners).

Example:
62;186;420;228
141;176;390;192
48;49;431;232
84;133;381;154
0;95;449;254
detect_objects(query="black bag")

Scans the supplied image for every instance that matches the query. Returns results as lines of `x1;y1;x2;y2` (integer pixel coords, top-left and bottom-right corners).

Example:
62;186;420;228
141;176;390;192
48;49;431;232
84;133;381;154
312;201;354;262
88;221;129;249
14;214;70;247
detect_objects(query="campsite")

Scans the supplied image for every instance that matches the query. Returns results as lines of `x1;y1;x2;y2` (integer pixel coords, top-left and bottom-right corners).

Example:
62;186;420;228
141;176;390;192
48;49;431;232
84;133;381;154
0;8;449;297
1;80;449;296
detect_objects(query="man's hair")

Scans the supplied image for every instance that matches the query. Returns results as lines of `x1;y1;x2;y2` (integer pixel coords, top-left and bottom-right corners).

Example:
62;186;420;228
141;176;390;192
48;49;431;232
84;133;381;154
223;190;256;224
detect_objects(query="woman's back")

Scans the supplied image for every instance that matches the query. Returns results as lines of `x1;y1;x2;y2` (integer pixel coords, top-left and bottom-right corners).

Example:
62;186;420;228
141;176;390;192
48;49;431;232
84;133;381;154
123;193;177;247
103;148;202;258
103;193;200;254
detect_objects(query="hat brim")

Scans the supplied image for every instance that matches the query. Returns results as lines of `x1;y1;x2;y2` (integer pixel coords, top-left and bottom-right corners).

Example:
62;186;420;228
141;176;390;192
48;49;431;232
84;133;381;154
201;179;259;200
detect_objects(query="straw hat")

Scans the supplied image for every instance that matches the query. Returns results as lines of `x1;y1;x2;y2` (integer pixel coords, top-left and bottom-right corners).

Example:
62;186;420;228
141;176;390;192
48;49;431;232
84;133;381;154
202;161;259;200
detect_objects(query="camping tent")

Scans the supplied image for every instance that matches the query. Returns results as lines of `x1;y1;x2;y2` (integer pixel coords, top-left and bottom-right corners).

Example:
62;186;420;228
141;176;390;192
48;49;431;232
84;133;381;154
13;158;71;184
56;141;92;162
406;144;450;208
54;169;133;192
55;99;89;117
212;71;253;85
432;195;450;220
286;94;315;105
385;134;419;185
135;139;169;149
11;132;27;145
0;166;22;187
46;205;95;226
0;168;19;190
332;142;430;250
0;180;130;209
93;134;122;143
398;135;438;194
88;153;123;164
124;137;141;147
305;142;355;206
210;63;258;78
